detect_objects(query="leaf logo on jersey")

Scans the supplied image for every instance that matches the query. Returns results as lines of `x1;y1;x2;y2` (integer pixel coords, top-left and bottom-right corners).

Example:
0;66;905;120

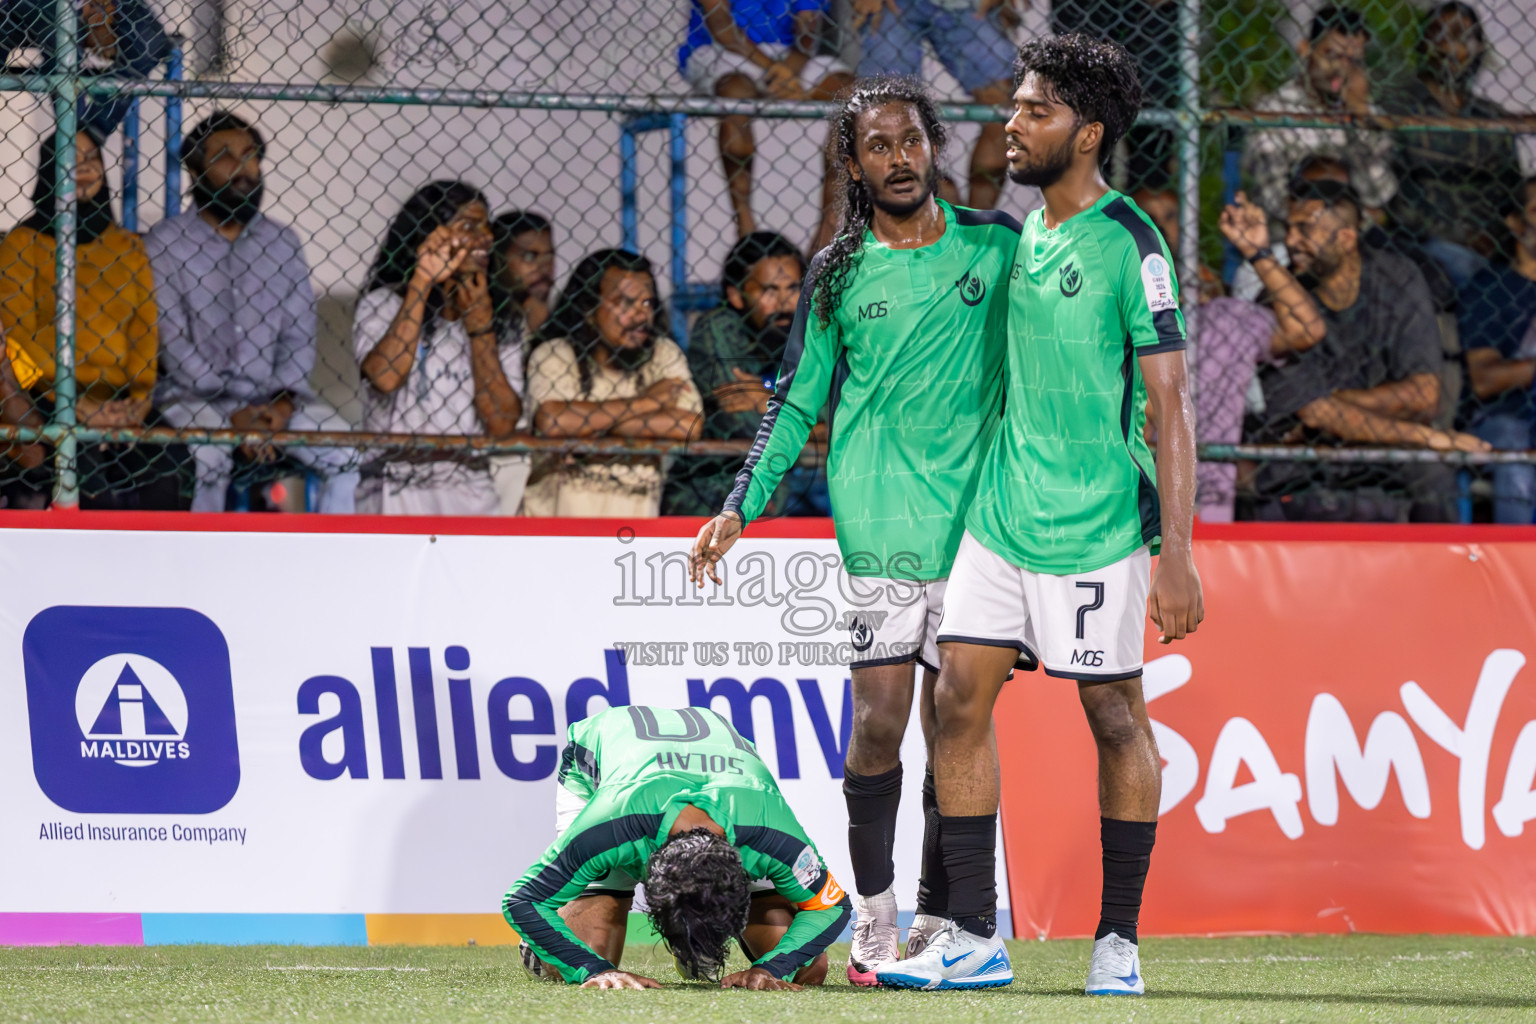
955;269;987;307
1059;262;1083;297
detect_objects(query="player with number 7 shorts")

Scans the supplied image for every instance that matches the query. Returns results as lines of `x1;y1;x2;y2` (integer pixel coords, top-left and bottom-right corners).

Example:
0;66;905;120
503;705;849;990
880;35;1205;996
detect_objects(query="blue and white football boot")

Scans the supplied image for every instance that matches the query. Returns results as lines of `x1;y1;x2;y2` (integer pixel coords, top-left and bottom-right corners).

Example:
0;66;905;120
1084;932;1145;995
874;921;1012;990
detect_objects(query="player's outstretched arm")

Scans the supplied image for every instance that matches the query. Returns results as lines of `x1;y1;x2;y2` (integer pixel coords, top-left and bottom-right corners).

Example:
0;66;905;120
688;511;744;587
581;970;663;989
720;967;802;991
1141;349;1204;644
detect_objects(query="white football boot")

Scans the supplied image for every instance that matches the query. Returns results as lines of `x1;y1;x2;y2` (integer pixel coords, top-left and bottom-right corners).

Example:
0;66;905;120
518;941;558;982
1084;931;1145;995
904;913;950;959
875;920;1012;990
847;888;900;986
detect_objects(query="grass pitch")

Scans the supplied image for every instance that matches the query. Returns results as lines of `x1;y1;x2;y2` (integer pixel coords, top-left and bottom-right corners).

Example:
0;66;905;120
3;935;1533;1023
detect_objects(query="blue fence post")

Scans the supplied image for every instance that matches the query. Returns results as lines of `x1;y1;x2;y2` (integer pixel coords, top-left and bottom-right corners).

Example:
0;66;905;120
121;98;140;232
620;119;639;253
165;45;183;218
669;113;688;345
1221;146;1242;284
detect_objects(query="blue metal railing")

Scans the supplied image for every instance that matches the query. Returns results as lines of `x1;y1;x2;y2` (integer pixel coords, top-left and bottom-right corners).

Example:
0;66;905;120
619;113;719;346
118;44;183;232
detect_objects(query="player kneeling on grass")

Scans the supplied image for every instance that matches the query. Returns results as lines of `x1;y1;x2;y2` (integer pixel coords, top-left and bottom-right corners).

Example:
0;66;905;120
503;705;849;990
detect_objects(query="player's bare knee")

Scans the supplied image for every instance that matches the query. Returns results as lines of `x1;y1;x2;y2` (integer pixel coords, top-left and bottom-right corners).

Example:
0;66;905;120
933;672;987;738
1080;683;1150;752
851;692;908;753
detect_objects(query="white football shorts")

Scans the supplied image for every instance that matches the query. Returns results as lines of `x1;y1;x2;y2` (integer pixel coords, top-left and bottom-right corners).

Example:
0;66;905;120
937;531;1151;682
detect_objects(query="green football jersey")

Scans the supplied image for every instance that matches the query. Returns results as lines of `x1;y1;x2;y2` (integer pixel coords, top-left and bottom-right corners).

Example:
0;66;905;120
502;706;848;984
724;200;1020;580
966;191;1188;575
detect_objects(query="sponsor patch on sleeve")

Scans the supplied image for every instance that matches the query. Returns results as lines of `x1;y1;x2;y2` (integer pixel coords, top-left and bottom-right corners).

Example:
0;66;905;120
1140;253;1177;312
791;845;820;889
797;871;846;912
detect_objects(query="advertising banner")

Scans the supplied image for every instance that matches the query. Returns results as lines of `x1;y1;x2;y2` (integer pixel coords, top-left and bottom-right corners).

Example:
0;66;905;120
6;516;1535;943
1000;527;1536;938
0;515;1006;945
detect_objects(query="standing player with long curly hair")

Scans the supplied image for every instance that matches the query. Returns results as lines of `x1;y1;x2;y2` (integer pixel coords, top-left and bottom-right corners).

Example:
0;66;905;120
689;76;1022;987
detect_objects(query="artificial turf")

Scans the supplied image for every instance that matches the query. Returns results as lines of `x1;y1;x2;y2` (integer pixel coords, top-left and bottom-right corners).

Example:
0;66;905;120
2;935;1533;1023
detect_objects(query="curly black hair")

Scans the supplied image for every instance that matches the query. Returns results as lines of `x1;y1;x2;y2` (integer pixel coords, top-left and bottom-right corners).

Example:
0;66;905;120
812;75;948;330
1011;34;1143;169
644;827;750;982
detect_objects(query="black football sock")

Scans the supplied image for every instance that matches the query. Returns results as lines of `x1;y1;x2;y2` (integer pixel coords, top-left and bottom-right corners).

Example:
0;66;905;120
941;812;997;939
1096;817;1157;943
915;766;949;917
843;764;903;896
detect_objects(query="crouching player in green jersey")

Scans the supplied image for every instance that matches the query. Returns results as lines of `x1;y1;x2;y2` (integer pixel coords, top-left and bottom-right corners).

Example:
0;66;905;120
503;705;849;990
881;36;1204;995
687;76;1022;985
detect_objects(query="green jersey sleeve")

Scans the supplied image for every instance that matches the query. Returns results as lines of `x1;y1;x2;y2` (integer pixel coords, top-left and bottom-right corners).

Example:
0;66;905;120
501;801;653;984
735;799;852;980
1103;201;1188;354
554;719;599;799
723;257;841;524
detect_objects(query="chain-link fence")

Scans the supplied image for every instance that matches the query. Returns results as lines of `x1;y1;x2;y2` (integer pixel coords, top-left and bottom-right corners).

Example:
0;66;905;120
0;0;1530;521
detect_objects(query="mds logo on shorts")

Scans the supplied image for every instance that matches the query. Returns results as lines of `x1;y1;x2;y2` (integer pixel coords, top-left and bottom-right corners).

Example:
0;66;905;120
23;606;240;814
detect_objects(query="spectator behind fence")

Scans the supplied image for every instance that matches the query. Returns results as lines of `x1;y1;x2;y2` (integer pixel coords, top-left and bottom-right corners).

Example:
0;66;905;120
0;337;44;496
1380;1;1524;290
524;249;703;518
1459;176;1536;523
0;0;172;138
681;0;853;248
148;112;358;514
1232;153;1457;313
1249;179;1487;522
354;181;522;516
1184;190;1330;522
1241;6;1396;233
662;230;829;517
0;129;183;509
484;209;552;514
851;0;1012;212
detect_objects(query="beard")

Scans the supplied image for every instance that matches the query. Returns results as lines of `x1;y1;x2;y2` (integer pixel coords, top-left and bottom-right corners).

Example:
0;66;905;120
1007;131;1079;188
607;333;655;373
863;164;939;217
193;174;264;226
753;317;791;355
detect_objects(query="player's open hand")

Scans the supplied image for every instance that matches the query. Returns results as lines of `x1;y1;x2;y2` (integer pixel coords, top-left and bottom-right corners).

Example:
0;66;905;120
581;970;662;989
720;966;802;990
689;512;743;587
1149;552;1204;645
